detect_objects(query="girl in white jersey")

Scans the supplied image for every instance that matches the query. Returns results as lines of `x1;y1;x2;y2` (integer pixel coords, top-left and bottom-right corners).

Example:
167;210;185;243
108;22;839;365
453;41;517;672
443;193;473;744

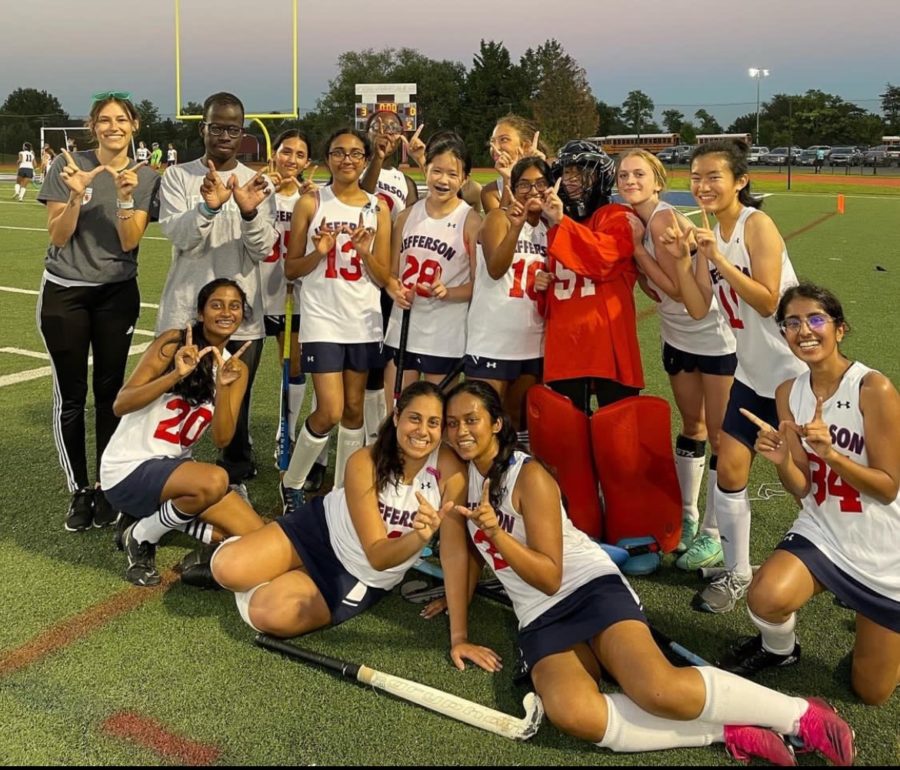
720;283;900;706
467;157;553;435
100;279;264;587
616;150;737;561
259;130;316;462
661;140;805;614
211;381;467;636
15;142;35;201
281;128;392;507
384;132;480;400
441;381;854;765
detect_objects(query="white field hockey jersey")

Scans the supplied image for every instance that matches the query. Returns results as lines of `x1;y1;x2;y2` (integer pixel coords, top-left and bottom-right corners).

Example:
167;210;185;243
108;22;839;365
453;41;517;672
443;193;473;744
466;221;547;360
787;363;899;600
466;452;626;629
373;166;410;223
136;146;150;162
325;446;442;590
384;199;472;358
259;190;300;316
18;150;35;169
299;187;382;344
100;388;216;490
644;201;735;356
712;207;805;397
167;148;177;162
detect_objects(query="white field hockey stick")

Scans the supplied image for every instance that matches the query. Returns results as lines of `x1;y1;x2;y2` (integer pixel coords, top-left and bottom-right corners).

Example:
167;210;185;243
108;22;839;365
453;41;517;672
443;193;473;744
255;633;544;741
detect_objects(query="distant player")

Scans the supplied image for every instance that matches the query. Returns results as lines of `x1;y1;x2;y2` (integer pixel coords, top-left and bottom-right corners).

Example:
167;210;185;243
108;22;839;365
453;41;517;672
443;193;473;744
14;142;36;200
210;381;467;638
661;140;805;614
165;143;178;168
719;282;899;706
101;279;265;586
136;140;150;164
383;132;479;398
149;142;163;170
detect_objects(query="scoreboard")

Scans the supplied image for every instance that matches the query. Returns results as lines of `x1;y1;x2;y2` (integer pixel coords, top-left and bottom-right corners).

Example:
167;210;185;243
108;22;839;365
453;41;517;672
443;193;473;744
354;102;418;132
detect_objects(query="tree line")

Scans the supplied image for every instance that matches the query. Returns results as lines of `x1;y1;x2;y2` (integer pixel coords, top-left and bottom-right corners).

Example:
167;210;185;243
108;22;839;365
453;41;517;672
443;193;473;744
2;41;898;161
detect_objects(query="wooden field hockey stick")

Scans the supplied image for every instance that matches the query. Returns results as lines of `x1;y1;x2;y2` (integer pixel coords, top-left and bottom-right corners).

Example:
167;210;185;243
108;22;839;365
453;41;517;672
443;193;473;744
278;285;294;471
254;633;544;740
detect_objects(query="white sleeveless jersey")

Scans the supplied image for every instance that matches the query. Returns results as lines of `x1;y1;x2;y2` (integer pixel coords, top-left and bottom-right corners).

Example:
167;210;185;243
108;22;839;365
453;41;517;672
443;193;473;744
18;150;35;169
787;363;899;600
466;221;547;360
136;146;150;162
259;190;301;316
384;199;472;358
644;201;735;356
466;452;625;629
711;207;804;397
373;166;410;222
325;446;442;590
167;148;177;162
100;389;215;490
299;186;383;344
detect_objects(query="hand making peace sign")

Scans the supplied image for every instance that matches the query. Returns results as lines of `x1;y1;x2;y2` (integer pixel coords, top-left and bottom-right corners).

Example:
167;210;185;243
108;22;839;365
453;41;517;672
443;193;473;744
740;407;801;466
412;491;453;543
539;178;564;226
456;479;501;539
212;341;252;388
400;124;426;170
58;149;111;197
174;325;214;380
229;167;271;215
114;160;147;202
200;161;232;210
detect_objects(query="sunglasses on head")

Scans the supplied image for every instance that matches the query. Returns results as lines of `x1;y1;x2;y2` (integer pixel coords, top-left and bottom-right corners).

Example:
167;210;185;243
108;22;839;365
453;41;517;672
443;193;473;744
92;90;132;102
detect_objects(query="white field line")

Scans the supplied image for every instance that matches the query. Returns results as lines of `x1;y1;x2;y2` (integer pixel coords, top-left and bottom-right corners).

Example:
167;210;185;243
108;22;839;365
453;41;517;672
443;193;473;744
0;340;151;388
0;285;159;310
0;223;167;241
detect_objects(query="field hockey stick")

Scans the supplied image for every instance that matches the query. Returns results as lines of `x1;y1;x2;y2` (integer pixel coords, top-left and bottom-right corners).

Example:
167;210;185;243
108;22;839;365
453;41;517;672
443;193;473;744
278;285;294;471
254;633;544;741
392;307;411;405
437;356;467;393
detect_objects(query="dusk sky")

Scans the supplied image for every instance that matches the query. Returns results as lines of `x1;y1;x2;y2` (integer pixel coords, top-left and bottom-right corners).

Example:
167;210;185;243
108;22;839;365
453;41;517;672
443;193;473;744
2;0;898;129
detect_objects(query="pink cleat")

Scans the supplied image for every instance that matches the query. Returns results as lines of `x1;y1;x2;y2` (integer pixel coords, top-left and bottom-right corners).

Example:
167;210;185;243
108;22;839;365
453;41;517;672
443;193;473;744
796;698;855;766
724;725;797;766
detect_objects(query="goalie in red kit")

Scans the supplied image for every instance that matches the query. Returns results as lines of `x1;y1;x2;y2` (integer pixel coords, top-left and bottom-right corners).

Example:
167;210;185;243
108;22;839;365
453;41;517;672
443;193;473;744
211;381;467;637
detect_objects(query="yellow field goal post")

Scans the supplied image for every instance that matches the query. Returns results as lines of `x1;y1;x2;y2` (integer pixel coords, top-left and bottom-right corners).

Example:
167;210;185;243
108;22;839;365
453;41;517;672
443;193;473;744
174;0;298;160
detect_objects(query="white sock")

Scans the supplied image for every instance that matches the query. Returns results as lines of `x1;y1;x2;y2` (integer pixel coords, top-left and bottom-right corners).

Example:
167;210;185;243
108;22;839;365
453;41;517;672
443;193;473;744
699;464;719;537
363;388;387;445
283;421;330;488
696;665;807;736
234;582;268;632
14;183;21;196
315;438;330;466
715;486;753;578
597;693;721;752
208;535;241;584
674;437;706;523
335;425;366;488
749;608;798;656
132;500;192;544
288;380;307;440
176;519;213;544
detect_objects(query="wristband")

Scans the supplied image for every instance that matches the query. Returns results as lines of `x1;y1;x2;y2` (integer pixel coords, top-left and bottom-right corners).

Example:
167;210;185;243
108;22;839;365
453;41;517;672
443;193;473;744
199;201;221;218
116;198;135;209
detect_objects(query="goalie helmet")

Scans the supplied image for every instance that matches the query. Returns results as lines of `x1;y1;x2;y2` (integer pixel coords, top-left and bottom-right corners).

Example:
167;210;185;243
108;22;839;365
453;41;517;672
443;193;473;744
551;140;616;221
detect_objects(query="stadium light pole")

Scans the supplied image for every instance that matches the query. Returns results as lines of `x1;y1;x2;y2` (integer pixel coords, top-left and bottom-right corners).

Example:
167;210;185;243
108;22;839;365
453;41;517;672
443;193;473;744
748;68;770;145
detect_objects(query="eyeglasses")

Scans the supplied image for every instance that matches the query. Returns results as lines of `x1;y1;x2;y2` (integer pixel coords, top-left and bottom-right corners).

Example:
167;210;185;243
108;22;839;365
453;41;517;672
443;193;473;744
92;90;132;102
328;148;366;161
514;179;550;194
369;121;403;135
779;313;835;334
203;123;244;138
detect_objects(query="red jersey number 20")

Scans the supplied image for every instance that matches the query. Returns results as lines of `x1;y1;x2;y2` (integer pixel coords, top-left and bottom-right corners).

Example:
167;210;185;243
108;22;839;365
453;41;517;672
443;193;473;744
153;398;213;449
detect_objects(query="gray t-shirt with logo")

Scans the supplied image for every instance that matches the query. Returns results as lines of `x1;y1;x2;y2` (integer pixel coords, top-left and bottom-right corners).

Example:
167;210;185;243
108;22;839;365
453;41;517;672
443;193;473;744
37;150;160;283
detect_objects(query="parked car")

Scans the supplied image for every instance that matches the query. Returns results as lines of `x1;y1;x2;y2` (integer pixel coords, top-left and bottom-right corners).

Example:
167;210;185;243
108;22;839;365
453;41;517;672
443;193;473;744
828;146;864;166
656;148;679;163
798;149;819;166
748;146;769;164
863;145;900;166
763;147;801;165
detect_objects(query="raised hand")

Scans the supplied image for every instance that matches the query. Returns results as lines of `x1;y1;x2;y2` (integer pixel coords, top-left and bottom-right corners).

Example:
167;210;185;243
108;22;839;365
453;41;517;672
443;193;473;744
659;216;693;261
212;341;251;388
58;149;109;197
200;161;232;210
457;479;500;539
349;211;375;256
802;396;834;460
494;149;515;182
533;268;553;292
525;130;546;160
373;134;392;161
540;178;564;226
174;325;213;380
263;158;283;191
693;205;720;264
506;199;528;229
229;168;271;215
740;407;799;466
298;165;319;195
626;212;646;247
311;223;337;257
412;492;452;543
400;124;425;170
113;160;147;202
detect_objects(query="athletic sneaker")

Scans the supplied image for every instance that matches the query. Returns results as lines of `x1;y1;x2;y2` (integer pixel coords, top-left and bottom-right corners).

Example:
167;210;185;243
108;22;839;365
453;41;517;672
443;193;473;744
280;484;305;517
723;725;797;766
795;698;855;766
719;634;801;677
676;516;699;554
64;488;94;532
229;483;250;504
114;511;138;551
691;570;751;613
123;522;160;587
177;543;221;590
675;533;724;571
302;462;327;494
92;489;118;528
